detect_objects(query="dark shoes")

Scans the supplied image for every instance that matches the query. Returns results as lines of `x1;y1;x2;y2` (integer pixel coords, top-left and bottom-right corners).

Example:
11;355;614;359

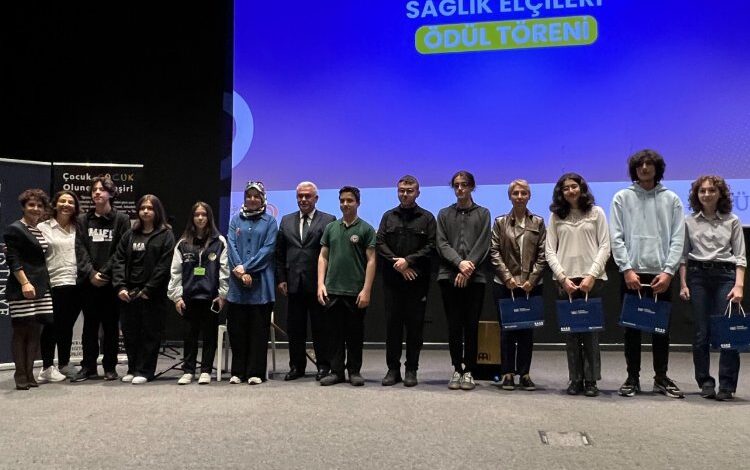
716;390;734;401
315;368;330;381
284;367;305;381
403;370;418;387
381;369;402;386
320;373;344;386
519;375;536;391
567;381;583;395
584;381;599;397
104;371;119;381
618;377;641;397
501;374;516;391
700;382;716;399
71;368;99;383
349;372;365;387
653;376;684;399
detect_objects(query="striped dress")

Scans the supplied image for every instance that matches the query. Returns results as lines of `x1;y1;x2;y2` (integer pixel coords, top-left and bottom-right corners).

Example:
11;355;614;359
9;223;54;319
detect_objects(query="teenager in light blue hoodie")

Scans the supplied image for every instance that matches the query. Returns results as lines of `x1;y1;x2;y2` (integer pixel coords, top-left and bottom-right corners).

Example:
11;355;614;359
610;149;685;398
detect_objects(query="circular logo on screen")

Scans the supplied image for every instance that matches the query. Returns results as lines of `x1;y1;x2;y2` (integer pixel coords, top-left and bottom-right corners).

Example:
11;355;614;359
350;235;360;243
208;253;217;261
266;203;279;218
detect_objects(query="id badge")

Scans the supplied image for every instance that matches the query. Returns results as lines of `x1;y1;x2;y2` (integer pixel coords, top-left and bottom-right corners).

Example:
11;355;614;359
193;267;206;276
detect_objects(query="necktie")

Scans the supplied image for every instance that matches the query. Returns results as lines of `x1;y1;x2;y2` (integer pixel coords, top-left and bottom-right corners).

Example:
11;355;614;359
301;214;310;241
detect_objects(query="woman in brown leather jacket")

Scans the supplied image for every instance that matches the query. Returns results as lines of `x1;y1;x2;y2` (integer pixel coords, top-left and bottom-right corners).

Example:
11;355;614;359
490;179;547;391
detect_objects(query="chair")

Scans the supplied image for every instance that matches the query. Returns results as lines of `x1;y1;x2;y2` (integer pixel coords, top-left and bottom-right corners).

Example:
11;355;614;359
215;310;277;381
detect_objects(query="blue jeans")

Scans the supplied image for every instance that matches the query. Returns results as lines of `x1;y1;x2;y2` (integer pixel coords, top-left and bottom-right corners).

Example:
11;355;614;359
687;264;741;392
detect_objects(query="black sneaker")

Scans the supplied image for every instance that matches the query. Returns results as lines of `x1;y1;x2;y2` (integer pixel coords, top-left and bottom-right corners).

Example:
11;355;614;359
381;369;402;386
519;375;536;391
584;381;599;397
700;382;716;399
104;371;119;381
501;374;516;391
403;370;418;387
653;376;684;399
716;390;734;401
320;373;344;386
618;377;640;397
71;368;99;383
349;372;365;387
566;381;583;395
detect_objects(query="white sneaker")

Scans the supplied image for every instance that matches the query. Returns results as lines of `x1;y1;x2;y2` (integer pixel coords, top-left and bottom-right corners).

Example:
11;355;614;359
229;376;241;384
131;376;148;385
460;372;476;391
248;377;262;385
38;366;67;383
121;374;135;383
178;373;193;385
198;373;211;385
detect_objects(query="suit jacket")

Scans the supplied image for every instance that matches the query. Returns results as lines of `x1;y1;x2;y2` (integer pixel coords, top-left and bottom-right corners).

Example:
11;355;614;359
3;220;51;301
275;210;336;295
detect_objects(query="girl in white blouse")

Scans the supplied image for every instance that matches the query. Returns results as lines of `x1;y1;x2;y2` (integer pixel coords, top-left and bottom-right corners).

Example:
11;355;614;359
545;173;610;397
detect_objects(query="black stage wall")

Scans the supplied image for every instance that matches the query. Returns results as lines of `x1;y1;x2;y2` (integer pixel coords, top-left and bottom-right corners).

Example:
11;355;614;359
2;3;747;347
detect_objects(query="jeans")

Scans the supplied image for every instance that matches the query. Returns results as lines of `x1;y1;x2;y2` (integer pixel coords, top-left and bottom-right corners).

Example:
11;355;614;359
687;263;741;392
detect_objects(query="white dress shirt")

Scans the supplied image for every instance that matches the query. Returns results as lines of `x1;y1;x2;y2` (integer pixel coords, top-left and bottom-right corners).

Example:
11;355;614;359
38;218;77;287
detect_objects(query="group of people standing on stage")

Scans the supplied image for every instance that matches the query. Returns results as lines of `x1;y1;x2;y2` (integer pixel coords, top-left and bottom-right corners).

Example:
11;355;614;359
2;149;745;401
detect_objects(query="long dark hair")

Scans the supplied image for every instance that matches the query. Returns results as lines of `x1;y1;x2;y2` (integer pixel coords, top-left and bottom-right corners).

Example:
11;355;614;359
688;175;733;214
181;201;219;245
133;194;170;233
51;190;81;230
549;173;595;219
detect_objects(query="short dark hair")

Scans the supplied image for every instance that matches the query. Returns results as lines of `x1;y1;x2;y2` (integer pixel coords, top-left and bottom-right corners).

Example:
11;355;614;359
549;173;595;219
688;175;733;214
628;149;666;184
90;175;117;199
398;175;419;187
450;170;476;189
339;186;361;204
18;188;50;209
134;194;170;232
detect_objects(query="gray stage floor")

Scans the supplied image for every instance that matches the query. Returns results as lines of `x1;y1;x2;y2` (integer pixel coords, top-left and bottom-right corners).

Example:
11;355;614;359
1;349;748;469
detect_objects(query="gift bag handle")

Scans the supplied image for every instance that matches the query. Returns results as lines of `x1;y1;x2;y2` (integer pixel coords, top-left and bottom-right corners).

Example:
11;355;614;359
567;292;589;303
725;302;747;318
510;289;530;302
637;283;658;301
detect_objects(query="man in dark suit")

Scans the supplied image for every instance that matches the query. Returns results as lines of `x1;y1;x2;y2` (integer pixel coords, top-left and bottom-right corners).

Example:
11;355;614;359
276;181;336;380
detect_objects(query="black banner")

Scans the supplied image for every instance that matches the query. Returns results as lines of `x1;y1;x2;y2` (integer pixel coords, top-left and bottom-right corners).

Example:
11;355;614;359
52;163;144;219
0;158;53;364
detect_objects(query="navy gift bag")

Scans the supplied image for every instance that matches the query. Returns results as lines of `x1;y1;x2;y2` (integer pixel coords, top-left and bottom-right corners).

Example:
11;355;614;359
497;290;544;330
556;294;604;333
619;288;671;335
710;303;750;352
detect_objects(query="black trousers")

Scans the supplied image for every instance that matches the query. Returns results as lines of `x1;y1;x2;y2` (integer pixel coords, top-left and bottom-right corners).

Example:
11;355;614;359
227;302;273;380
40;285;82;368
493;282;539;376
559;279;603;382
383;281;428;372
11;318;41;387
327;295;365;376
622;273;671;379
81;284;120;372
286;291;329;372
439;280;485;374
120;297;165;380
182;299;219;374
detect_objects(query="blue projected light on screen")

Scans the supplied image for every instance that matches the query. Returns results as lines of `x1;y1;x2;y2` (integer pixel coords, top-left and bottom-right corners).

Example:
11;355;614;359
232;1;750;225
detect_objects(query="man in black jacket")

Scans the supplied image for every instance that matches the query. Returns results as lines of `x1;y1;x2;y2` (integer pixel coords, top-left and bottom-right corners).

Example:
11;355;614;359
73;175;130;382
275;181;336;381
376;175;436;387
